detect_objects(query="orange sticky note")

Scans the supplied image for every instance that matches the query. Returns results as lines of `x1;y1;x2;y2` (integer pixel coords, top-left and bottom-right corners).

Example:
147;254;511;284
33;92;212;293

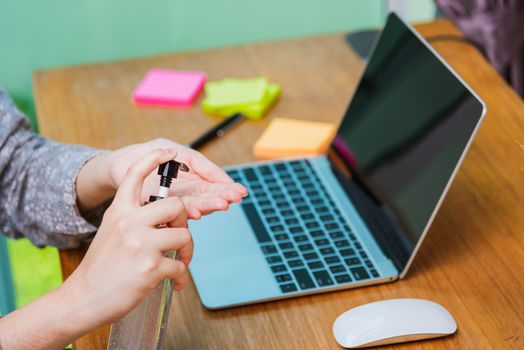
254;118;337;159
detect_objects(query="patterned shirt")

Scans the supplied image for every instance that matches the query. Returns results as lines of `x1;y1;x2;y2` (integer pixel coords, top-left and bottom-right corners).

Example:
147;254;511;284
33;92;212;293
0;89;106;249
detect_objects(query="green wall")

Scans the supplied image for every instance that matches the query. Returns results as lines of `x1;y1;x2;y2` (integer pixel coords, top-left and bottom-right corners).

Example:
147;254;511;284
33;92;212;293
0;0;387;121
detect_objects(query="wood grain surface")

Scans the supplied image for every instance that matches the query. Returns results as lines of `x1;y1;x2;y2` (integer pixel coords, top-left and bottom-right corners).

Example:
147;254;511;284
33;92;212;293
33;19;524;349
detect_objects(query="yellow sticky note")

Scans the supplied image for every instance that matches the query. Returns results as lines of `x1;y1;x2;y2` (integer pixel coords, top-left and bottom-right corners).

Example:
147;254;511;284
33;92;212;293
254;118;337;159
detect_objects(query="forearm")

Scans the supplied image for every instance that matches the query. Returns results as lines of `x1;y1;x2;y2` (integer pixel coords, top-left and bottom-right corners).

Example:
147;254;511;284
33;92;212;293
0;89;108;248
0;286;90;350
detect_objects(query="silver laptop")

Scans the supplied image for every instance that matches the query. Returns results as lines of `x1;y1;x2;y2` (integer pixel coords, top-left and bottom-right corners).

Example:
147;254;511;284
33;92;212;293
189;13;486;309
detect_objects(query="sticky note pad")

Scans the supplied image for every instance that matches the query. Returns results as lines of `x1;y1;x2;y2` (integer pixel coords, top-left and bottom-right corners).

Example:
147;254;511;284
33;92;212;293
133;69;207;107
253;118;337;159
201;78;281;119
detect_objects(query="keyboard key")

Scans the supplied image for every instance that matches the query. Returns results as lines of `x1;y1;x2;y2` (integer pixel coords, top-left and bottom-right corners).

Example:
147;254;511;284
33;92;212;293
310;230;325;238
284;251;299;259
330;231;344;239
276;274;292;283
227;169;240;177
261;245;277;255
330;265;346;274
271;264;287;273
313;270;334;287
311;199;323;205
262;208;276;215
251;184;262;191
279;242;294;250
303;252;319;260
308;261;323;269
345;257;360;266
339;248;356;256
289;226;303;234
301;213;315;220
320;214;334;221
267;255;282;264
297;205;309;212
276;201;289;208
298;243;314;251
317;206;329;213
334;274;353;284
325;256;341;265
273;194;285;200
294;235;308;242
294;197;306;204
370;269;379;278
270;225;285;232
350;267;370;280
285;218;299;225
325;223;340;230
359;251;368;259
355;242;362;249
275;233;290;241
259;200;271;207
306;190;320;197
244;168;258;181
319;247;335;255
260;165;271;175
292;269;316;289
275;163;286;171
364;260;373;268
314;238;330;247
288;189;300;195
349;233;357;241
242;203;271;243
334;240;350;248
288;259;304;268
281;209;294;217
306;221;320;229
280;283;298;293
266;216;280;223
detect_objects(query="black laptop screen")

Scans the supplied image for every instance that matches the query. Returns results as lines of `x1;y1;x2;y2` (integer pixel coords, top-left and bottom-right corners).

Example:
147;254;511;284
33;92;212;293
330;13;484;270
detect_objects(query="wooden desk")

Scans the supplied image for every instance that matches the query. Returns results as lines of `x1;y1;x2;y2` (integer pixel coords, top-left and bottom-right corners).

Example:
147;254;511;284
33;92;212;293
33;19;524;349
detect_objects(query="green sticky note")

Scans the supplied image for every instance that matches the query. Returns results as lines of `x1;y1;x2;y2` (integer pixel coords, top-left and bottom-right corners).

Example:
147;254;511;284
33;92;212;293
202;77;281;119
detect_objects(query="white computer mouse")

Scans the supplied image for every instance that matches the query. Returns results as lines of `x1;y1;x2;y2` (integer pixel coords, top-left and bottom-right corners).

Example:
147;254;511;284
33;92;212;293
332;298;457;348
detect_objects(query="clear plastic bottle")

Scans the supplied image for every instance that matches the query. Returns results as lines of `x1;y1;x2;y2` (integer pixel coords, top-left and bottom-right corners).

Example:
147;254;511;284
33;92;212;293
108;160;188;349
107;256;175;350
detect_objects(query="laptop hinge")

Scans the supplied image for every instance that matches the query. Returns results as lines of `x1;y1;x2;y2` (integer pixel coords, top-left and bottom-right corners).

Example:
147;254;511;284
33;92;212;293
331;166;411;273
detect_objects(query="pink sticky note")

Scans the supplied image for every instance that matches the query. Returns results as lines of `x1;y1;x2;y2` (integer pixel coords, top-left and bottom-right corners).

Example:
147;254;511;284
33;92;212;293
133;68;207;107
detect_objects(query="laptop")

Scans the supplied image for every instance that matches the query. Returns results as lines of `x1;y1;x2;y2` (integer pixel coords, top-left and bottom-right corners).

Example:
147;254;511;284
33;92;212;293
189;12;487;309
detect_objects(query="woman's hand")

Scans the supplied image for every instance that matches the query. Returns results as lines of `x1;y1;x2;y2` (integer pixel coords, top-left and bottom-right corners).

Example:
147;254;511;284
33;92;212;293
76;139;247;219
0;149;197;350
67;149;195;326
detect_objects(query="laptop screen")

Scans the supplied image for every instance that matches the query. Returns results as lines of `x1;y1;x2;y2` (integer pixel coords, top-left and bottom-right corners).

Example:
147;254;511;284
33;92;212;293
330;13;485;272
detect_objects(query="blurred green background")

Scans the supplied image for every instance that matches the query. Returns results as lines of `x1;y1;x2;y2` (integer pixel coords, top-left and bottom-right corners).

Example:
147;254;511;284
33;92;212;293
0;0;435;313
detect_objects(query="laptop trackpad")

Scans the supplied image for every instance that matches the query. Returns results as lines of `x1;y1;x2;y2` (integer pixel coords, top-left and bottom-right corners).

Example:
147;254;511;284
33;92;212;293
189;204;279;309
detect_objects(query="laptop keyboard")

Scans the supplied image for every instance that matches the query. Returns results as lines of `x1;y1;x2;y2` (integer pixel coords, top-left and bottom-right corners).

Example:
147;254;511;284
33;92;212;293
227;159;380;294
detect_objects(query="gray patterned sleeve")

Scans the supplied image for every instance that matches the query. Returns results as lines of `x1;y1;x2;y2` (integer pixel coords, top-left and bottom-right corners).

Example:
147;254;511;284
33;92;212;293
0;89;108;249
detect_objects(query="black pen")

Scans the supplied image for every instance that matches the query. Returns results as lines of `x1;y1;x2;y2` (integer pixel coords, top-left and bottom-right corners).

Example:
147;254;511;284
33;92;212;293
188;113;245;150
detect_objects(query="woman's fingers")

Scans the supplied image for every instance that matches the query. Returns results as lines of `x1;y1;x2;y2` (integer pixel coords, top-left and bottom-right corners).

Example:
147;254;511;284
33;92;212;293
158;259;187;283
172;180;247;201
115;148;177;205
137;196;187;227
180;196;229;220
149;227;193;261
185;149;234;184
